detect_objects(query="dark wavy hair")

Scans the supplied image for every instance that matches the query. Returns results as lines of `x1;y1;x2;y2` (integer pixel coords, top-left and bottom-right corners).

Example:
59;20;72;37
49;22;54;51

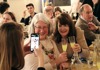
4;12;17;22
54;13;77;43
0;2;10;14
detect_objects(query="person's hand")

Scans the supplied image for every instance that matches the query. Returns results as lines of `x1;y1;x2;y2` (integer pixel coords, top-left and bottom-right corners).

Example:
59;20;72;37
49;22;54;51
55;52;68;65
72;44;81;53
60;62;70;70
34;44;43;58
34;45;44;67
23;38;31;56
23;10;27;18
88;22;98;31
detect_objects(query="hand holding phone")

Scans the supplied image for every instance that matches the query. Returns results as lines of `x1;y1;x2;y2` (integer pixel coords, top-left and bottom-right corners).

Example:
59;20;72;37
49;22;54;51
31;33;39;52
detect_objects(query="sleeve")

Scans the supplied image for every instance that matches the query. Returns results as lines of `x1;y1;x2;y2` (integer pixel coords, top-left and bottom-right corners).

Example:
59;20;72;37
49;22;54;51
20;18;25;23
22;53;39;70
93;16;100;33
79;22;96;41
76;27;90;58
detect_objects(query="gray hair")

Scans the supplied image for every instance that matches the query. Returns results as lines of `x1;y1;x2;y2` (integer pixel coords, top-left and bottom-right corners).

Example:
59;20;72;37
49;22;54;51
28;13;53;36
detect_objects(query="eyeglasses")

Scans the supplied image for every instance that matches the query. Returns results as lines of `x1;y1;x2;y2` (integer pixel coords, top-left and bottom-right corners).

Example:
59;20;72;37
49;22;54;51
35;26;48;30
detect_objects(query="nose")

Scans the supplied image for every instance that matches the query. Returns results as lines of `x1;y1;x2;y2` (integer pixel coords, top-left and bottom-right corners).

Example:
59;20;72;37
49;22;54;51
40;28;44;33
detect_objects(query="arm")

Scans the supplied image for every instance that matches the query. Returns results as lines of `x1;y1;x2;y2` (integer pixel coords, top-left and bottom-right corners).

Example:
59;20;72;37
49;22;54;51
76;27;90;58
34;46;45;70
92;16;100;33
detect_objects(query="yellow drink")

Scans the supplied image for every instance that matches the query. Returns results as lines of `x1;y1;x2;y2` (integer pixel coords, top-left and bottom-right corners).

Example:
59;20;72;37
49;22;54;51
70;42;75;48
97;62;100;70
62;44;67;52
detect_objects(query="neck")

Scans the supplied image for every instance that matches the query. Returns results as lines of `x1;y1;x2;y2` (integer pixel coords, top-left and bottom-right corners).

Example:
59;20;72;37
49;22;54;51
30;12;35;17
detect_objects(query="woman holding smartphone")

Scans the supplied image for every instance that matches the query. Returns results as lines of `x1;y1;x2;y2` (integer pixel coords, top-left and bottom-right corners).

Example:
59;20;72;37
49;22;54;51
22;13;67;70
0;22;45;70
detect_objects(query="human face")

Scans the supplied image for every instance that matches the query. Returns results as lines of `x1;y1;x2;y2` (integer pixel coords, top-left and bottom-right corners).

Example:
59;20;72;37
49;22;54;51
55;11;61;17
45;6;53;19
27;6;34;14
81;5;93;22
58;22;69;38
2;13;13;23
34;20;48;40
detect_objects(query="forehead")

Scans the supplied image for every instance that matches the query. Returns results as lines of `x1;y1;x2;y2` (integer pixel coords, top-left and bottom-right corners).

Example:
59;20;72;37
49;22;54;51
83;5;92;12
3;13;11;17
27;6;34;9
35;20;48;26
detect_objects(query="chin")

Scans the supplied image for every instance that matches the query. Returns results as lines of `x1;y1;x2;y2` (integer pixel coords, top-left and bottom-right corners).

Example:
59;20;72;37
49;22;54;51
40;37;46;40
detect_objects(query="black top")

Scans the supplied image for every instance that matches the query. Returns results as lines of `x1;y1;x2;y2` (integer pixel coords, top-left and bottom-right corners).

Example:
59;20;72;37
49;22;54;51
20;12;37;25
82;0;100;21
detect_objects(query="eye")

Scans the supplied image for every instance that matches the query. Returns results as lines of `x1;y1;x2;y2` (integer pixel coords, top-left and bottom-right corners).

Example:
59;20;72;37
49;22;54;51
58;24;62;27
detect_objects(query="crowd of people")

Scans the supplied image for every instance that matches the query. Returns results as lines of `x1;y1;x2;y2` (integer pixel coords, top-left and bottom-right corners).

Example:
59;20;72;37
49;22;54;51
0;1;100;70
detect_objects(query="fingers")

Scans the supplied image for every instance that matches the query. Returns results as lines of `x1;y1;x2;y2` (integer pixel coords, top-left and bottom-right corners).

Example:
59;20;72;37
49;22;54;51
72;44;81;52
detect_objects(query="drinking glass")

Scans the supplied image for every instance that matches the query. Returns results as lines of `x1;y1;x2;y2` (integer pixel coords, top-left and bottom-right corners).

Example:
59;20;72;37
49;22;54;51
69;36;82;70
68;36;75;50
62;38;68;52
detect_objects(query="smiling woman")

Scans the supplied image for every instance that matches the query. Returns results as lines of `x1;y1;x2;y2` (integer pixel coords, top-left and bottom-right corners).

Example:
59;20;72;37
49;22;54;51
52;12;89;69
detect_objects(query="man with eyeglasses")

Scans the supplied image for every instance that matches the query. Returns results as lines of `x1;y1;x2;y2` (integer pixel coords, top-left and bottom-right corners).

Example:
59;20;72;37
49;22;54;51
20;3;37;25
75;4;100;46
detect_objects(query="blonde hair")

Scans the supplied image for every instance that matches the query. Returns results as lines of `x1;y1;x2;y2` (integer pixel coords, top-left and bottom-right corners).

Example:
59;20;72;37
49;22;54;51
28;13;53;36
0;22;24;70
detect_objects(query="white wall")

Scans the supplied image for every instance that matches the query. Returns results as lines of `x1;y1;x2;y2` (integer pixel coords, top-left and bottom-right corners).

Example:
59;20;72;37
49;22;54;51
4;0;77;22
7;0;42;23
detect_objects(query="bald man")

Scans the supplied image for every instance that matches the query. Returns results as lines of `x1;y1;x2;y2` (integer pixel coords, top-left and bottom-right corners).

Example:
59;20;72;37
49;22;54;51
75;4;100;46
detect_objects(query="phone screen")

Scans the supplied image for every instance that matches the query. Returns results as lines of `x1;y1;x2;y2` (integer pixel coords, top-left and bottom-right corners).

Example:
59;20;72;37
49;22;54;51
31;33;39;52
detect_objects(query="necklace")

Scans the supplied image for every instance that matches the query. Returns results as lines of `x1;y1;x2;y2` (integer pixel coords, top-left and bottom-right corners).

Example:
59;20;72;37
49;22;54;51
41;39;55;59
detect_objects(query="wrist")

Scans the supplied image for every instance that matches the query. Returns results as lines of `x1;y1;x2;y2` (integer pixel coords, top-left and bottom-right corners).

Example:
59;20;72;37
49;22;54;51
96;26;99;31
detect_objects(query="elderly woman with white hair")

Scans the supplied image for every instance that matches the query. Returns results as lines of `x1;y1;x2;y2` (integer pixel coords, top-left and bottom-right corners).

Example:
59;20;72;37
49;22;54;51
22;13;67;70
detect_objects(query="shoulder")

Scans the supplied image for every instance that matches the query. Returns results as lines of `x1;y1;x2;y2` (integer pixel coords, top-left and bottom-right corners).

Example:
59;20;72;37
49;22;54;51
75;27;84;34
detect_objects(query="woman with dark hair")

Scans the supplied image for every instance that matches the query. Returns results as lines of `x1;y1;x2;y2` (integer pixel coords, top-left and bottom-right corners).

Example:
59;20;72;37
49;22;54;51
54;6;62;17
53;13;89;69
2;12;17;23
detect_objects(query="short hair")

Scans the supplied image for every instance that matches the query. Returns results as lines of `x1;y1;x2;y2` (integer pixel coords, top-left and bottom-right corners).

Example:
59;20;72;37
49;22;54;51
46;2;54;7
78;5;84;14
28;13;53;36
78;4;92;14
0;22;24;70
26;3;34;8
0;2;10;14
3;12;17;22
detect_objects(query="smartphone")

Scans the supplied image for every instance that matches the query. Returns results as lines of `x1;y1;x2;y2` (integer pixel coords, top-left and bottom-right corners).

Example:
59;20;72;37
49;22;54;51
30;33;39;52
